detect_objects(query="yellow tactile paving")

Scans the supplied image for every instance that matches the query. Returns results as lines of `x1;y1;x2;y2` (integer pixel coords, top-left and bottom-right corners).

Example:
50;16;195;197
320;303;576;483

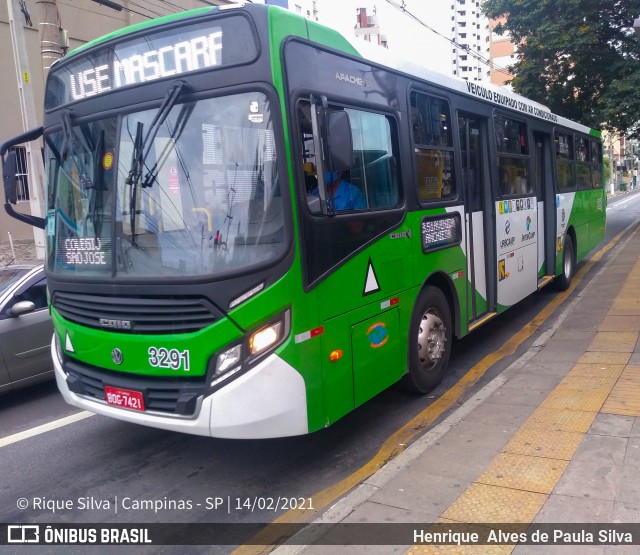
601;365;640;416
588;332;638;352
408;543;513;555
441;483;546;523
502;426;584;460
524;407;596;433
577;352;631;365
598;315;640;332
560;371;622;387
568;363;625;380
476;452;568;494
609;298;640;315
538;386;611;413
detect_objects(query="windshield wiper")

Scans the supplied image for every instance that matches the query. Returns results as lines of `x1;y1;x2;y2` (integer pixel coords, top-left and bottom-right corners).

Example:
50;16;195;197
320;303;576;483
61;109;94;190
125;80;187;188
125;80;187;247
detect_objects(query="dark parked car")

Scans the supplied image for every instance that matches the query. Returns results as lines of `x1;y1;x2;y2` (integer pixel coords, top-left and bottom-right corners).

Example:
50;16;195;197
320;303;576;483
0;263;53;393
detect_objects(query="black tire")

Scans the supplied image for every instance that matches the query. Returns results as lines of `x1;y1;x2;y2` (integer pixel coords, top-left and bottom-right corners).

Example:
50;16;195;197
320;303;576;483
556;234;575;291
401;286;453;394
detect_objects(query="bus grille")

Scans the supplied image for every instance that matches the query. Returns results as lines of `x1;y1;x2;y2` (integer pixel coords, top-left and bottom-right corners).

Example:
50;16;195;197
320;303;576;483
52;292;218;334
64;358;205;417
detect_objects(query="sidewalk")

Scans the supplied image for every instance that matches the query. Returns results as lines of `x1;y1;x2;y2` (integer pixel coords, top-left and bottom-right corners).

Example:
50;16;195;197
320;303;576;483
273;223;640;554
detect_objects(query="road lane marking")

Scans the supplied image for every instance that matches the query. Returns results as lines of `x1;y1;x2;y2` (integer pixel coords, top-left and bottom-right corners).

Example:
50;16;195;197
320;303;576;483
234;226;631;555
608;191;640;209
0;411;94;448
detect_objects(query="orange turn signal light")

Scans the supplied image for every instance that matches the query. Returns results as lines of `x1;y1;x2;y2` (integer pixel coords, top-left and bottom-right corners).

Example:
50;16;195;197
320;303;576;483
329;349;343;362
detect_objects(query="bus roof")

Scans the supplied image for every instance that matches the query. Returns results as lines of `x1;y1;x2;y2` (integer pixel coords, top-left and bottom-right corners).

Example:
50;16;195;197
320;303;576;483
342;36;598;138
56;3;599;138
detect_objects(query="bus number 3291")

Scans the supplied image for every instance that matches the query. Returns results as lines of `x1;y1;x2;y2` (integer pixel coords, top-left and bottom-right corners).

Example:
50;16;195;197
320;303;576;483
148;347;191;372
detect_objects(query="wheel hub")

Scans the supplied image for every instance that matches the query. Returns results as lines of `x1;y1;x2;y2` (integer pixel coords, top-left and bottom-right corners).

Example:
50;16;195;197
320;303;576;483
417;309;447;370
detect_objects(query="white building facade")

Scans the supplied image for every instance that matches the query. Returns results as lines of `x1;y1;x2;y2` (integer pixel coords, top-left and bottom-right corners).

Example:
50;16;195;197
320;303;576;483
451;0;490;82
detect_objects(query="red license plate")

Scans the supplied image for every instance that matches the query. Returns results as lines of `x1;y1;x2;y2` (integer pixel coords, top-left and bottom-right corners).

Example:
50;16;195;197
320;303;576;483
104;386;145;412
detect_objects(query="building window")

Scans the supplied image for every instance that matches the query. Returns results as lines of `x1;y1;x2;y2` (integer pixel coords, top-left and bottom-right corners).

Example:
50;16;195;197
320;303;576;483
9;146;30;202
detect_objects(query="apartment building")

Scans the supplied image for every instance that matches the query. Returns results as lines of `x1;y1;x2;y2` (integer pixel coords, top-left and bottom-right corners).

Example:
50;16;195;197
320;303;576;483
489;16;516;86
451;0;490;82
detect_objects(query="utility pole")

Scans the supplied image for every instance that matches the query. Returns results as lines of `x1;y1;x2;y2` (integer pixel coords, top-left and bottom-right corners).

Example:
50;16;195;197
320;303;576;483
7;0;46;259
36;0;66;75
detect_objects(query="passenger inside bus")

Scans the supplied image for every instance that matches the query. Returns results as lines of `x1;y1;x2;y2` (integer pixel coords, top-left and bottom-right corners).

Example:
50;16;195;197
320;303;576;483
303;162;317;193
311;170;365;211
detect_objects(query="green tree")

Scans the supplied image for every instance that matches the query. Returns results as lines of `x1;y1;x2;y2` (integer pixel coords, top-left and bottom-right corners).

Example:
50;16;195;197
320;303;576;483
482;0;640;135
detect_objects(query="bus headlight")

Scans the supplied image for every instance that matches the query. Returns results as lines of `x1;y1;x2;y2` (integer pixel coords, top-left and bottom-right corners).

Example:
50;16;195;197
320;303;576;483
249;321;283;356
216;344;242;375
208;310;290;390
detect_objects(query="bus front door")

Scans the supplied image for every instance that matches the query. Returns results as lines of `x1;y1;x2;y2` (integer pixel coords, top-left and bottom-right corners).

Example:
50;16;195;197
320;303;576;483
534;132;556;287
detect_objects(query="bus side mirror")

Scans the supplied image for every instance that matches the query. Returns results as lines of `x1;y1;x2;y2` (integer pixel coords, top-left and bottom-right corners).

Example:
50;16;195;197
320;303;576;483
2;150;17;205
324;111;353;172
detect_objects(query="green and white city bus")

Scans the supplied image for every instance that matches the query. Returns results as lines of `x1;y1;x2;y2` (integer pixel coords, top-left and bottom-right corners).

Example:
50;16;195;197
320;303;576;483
1;4;605;438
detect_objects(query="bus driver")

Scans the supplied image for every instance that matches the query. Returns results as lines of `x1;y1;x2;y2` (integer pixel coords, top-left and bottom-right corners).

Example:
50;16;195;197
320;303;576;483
312;170;365;211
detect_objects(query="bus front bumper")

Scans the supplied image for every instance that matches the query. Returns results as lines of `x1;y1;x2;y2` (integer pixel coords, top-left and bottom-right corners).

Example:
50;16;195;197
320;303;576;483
51;337;309;439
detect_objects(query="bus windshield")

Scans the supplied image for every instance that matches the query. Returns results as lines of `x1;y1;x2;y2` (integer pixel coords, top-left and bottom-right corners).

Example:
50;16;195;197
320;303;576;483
45;91;285;278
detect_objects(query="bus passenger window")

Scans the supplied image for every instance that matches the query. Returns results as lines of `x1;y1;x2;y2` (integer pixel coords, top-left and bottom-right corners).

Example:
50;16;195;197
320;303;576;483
296;101;401;213
555;132;575;191
591;141;603;189
494;114;530;197
416;150;454;200
345;108;401;210
411;91;456;202
576;137;591;190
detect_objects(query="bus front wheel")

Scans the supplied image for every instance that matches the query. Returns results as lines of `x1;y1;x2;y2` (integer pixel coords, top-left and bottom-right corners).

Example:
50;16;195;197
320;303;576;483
556;234;575;291
402;286;452;394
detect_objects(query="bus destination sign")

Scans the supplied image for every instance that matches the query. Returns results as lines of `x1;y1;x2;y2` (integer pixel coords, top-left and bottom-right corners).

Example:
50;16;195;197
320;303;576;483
46;15;258;109
61;237;109;267
70;30;223;101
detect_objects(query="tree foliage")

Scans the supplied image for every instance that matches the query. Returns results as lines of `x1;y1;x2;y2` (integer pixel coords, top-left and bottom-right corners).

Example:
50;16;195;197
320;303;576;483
482;0;640;136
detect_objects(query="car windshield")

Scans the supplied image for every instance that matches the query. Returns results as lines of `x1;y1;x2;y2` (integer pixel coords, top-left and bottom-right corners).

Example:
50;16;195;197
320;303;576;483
45;91;285;279
0;268;29;297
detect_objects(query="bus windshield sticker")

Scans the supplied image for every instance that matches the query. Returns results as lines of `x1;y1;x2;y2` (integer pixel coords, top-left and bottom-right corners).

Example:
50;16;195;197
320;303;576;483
47;209;55;236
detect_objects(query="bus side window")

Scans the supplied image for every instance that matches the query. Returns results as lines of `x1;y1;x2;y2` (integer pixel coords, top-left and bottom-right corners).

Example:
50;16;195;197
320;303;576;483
555;132;575;191
410;91;456;202
342;108;401;210
494;114;530;197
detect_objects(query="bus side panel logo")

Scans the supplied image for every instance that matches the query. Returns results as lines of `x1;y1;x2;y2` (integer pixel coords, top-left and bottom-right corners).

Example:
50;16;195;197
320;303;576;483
367;322;389;348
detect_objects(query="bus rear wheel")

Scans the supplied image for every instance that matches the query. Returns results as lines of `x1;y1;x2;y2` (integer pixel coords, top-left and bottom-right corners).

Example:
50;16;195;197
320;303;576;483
556;234;575;291
402;286;452;394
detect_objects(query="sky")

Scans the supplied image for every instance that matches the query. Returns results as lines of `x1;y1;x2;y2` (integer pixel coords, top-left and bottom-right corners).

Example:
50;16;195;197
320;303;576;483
319;0;453;75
